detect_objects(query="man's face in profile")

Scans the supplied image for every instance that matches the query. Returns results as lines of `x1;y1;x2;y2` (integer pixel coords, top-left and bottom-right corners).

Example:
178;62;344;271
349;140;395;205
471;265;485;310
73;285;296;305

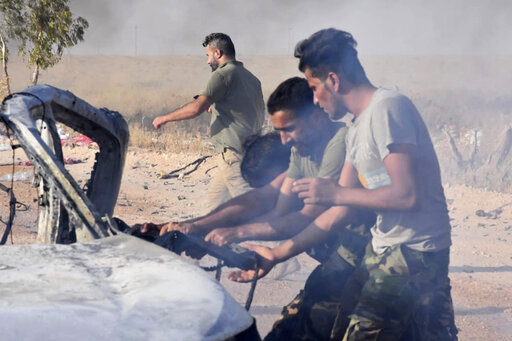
270;109;316;157
305;69;348;120
205;45;220;72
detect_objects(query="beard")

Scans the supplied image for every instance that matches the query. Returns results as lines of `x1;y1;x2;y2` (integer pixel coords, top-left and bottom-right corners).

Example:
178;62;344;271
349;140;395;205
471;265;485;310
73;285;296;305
209;58;219;72
291;142;311;157
329;99;349;120
329;108;348;120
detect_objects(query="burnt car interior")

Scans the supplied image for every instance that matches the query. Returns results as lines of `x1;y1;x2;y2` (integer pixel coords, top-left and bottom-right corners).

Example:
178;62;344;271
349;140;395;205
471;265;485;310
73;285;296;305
0;85;257;282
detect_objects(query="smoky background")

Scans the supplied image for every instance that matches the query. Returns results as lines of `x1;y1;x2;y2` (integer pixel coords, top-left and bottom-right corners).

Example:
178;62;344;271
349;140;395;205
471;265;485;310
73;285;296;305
68;0;511;56
5;0;512;190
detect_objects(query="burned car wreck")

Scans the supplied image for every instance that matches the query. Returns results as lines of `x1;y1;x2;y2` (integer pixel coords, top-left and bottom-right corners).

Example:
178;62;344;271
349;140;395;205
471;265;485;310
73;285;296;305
0;85;257;340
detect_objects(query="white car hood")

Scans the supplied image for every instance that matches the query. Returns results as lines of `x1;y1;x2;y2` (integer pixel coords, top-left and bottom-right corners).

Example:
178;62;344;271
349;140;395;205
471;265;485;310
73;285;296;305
0;234;252;340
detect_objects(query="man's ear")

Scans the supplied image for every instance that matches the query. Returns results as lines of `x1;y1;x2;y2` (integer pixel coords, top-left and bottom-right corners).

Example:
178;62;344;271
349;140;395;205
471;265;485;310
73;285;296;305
326;72;341;93
214;48;223;59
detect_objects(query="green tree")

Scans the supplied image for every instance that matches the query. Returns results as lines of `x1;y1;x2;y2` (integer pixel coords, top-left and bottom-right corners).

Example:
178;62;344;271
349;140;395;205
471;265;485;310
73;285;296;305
0;0;88;89
0;0;24;95
0;29;11;96
21;0;88;85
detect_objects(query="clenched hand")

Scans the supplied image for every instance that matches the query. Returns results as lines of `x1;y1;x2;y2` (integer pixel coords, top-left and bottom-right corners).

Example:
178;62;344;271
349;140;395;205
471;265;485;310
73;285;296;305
141;221;195;236
205;227;240;246
228;244;276;283
152;116;168;129
291;177;340;205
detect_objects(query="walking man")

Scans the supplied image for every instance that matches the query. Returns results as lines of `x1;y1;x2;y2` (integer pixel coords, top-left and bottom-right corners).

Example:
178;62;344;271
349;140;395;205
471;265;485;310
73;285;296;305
153;33;265;211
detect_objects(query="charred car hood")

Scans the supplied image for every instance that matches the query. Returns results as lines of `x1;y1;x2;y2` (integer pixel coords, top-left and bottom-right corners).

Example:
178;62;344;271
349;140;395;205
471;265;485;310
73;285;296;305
0;234;253;340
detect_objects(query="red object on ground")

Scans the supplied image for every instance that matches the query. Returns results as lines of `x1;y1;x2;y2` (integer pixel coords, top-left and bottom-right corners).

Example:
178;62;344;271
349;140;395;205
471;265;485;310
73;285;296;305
16;158;82;165
60;135;95;146
63;157;83;165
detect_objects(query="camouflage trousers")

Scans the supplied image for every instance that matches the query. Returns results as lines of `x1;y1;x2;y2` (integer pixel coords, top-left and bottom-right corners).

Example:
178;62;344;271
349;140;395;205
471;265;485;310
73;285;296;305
264;249;358;341
264;242;458;341
264;217;373;341
341;244;458;341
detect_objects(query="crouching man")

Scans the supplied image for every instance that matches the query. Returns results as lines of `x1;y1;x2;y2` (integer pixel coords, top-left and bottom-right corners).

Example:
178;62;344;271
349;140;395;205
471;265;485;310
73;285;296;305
232;28;458;340
143;77;375;340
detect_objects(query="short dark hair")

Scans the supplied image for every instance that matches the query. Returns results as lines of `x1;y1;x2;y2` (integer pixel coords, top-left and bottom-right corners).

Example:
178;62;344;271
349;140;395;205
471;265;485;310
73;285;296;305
294;28;368;84
241;132;291;188
266;77;315;118
202;33;236;58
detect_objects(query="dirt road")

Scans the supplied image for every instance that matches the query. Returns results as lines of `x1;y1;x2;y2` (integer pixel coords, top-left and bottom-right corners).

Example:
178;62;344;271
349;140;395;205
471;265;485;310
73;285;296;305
1;145;511;340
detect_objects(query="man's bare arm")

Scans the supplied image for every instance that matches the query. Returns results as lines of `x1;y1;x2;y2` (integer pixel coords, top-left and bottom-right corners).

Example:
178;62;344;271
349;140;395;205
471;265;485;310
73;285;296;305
145;172;286;236
268;145;418;268
190;172;287;232
292;144;418;211
204;175;329;245
228;165;360;282
153;95;212;128
269;163;360;262
205;201;328;245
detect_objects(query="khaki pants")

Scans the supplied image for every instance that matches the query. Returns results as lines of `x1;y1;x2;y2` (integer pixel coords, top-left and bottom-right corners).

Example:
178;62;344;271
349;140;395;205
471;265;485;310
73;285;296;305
206;148;252;213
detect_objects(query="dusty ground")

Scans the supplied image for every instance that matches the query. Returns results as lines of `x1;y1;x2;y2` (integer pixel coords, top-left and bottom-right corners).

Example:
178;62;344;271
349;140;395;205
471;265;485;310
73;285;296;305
1;143;511;340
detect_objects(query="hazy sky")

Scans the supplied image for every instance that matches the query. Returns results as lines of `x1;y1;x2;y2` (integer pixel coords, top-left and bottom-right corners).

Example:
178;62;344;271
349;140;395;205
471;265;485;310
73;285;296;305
69;0;512;56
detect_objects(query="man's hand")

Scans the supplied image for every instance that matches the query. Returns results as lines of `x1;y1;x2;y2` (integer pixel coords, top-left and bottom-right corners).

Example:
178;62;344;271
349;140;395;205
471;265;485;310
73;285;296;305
139;222;163;234
291;177;341;205
158;222;195;236
140;221;195;236
204;227;240;246
227;244;276;283
152;115;168;129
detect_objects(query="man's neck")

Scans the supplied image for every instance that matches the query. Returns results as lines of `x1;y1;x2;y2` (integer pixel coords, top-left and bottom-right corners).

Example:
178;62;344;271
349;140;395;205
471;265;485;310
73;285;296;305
312;114;337;155
343;84;377;119
219;57;235;67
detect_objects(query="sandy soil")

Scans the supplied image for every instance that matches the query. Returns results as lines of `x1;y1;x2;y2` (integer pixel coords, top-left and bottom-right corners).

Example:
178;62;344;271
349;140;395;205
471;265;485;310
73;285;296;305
1;143;511;340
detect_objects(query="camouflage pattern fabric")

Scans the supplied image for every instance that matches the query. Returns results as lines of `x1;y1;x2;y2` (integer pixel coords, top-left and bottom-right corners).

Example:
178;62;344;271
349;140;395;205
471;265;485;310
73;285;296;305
342;244;458;341
264;214;374;341
264;249;358;341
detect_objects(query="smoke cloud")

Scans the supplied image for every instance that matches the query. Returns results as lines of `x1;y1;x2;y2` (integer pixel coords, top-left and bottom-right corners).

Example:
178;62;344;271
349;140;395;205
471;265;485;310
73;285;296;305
69;0;511;56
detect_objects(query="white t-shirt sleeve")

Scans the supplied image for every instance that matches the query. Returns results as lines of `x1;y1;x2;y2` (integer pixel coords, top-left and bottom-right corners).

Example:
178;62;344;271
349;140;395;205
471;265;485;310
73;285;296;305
371;97;419;160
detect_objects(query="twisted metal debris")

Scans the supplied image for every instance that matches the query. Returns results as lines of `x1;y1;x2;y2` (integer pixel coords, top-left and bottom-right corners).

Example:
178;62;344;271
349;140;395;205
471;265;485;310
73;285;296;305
0;85;129;243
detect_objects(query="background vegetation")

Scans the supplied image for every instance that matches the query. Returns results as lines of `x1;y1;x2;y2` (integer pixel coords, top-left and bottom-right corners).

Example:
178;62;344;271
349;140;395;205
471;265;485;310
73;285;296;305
3;54;512;190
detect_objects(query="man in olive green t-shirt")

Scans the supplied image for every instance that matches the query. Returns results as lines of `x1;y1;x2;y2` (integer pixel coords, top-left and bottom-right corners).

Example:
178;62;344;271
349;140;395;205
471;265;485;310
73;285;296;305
153;33;265;212
146;78;374;340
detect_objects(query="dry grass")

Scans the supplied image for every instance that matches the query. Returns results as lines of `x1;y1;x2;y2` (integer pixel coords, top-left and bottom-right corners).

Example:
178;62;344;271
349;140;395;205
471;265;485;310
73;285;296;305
128;122;214;154
6;54;510;125
5;55;302;119
4;54;512;161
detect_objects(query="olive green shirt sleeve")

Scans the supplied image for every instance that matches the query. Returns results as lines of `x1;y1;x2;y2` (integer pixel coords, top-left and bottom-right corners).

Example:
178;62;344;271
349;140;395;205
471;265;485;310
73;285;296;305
286;151;303;180
317;126;347;180
286;124;347;181
200;71;227;103
198;61;265;153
